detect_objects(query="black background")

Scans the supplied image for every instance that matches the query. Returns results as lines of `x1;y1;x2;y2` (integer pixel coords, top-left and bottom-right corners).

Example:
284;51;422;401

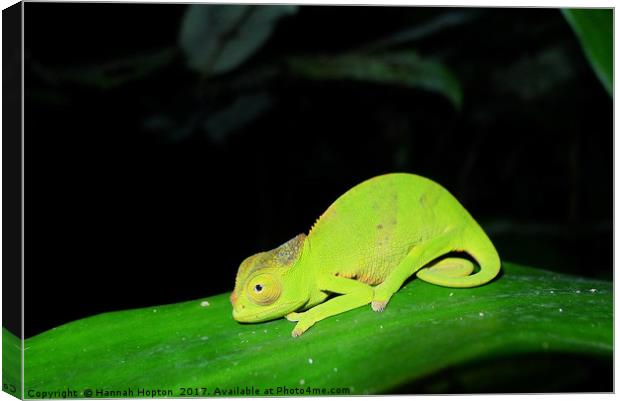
3;2;23;338
23;3;611;345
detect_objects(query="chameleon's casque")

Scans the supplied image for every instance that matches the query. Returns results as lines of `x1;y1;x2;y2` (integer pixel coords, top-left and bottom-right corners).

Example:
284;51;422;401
231;173;501;337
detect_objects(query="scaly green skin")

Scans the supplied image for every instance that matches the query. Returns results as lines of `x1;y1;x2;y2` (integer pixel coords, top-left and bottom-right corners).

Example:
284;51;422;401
231;173;501;337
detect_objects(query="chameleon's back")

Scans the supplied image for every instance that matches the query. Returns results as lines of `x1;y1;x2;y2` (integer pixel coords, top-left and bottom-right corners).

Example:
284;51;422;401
306;173;495;285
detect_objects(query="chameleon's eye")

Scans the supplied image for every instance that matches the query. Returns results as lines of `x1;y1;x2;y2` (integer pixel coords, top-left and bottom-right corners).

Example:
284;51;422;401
246;274;281;305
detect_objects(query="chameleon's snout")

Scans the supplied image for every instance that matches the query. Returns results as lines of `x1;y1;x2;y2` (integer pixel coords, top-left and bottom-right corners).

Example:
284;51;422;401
230;291;249;322
232;303;253;322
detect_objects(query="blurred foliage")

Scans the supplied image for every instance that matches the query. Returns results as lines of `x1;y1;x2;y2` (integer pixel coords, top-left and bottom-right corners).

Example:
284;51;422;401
289;51;463;109
562;9;613;95
360;9;482;51
21;263;612;395
492;45;577;100
28;48;177;90
175;4;464;136
179;5;298;75
204;92;274;142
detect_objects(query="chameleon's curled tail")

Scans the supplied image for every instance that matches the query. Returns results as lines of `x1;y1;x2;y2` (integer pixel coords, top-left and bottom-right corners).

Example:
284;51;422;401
416;224;501;288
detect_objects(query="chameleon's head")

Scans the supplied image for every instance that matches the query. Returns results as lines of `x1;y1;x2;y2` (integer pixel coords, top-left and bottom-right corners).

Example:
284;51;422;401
231;234;309;323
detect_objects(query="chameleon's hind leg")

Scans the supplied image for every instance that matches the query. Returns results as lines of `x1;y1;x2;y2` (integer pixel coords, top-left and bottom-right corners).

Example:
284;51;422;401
371;232;459;312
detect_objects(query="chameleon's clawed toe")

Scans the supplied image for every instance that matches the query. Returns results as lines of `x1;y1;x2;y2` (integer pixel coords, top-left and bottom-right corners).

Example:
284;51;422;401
291;321;312;337
371;300;388;312
291;317;315;337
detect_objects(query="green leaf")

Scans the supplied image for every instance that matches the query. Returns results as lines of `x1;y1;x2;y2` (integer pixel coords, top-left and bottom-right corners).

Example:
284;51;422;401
289;52;463;109
179;5;298;75
3;328;22;399
362;10;482;52
562;9;613;96
22;263;611;396
30;48;177;90
204;92;274;143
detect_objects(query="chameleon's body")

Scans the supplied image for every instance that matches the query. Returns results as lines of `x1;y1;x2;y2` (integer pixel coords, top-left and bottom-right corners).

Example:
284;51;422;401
231;173;500;337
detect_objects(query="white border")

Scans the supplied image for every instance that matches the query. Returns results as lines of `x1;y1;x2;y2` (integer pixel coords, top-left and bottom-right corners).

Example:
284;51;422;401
0;1;616;401
6;0;619;6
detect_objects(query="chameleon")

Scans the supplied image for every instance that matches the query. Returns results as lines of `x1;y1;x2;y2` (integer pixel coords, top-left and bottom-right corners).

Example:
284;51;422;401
230;173;500;337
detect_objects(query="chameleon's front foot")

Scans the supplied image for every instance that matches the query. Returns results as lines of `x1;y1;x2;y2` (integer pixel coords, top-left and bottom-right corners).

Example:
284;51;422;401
371;300;388;312
292;321;315;337
288;312;315;337
371;284;394;312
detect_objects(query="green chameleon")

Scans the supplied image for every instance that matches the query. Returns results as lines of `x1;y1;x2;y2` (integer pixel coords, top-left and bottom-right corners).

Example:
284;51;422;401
231;173;500;337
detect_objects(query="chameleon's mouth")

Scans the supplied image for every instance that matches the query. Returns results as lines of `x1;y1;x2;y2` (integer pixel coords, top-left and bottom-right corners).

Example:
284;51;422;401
232;307;276;323
232;299;305;323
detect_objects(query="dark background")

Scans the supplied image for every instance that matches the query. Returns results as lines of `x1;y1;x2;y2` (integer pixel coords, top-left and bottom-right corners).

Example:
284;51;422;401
24;2;611;348
3;2;23;339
